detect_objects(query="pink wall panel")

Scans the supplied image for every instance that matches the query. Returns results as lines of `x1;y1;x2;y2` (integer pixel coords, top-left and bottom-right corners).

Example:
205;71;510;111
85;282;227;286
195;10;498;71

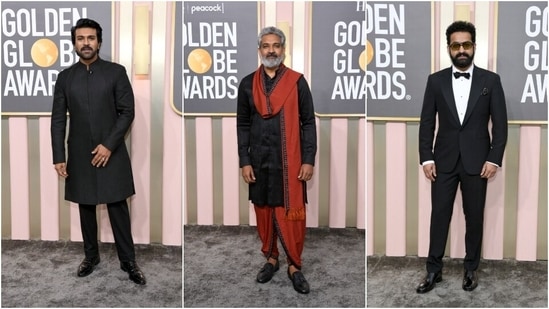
222;118;240;226
329;119;348;228
385;123;407;256
196;117;214;225
39;117;60;240
9;118;30;240
367;122;374;255
483;154;506;259
357;119;365;229
130;79;152;244
516;126;541;261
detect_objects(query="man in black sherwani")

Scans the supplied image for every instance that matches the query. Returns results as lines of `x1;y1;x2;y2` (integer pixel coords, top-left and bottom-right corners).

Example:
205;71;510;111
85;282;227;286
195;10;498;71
51;18;146;285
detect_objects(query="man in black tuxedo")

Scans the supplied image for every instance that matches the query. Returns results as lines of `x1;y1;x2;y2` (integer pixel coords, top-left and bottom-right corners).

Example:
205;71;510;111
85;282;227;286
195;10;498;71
417;21;508;293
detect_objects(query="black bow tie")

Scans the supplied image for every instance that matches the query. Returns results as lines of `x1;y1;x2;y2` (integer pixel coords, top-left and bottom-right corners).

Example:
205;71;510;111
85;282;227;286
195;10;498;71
454;72;470;79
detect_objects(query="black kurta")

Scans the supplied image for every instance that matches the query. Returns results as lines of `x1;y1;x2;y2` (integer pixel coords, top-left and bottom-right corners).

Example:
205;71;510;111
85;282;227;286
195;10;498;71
236;69;317;206
51;58;135;205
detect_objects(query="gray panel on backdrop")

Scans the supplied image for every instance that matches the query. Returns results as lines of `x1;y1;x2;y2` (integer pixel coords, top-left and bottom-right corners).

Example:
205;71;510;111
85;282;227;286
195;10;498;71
365;1;431;119
311;1;366;116
497;1;547;121
183;1;258;115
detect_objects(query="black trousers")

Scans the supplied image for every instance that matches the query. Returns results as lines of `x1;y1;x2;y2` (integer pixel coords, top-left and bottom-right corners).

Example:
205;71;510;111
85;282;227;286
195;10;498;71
79;200;136;262
426;158;487;273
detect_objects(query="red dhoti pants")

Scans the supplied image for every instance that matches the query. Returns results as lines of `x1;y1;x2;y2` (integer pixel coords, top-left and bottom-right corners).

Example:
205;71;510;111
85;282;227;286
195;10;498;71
254;204;306;269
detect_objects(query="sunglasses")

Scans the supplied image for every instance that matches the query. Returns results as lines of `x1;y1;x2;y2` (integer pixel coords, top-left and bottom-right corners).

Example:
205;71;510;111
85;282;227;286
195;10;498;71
449;41;474;51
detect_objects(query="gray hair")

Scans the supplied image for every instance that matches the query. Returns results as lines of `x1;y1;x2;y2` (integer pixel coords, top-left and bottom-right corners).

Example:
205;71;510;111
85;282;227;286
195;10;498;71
257;26;286;47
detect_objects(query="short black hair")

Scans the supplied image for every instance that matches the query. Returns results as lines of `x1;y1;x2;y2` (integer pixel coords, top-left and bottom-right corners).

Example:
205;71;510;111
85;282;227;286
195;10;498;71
445;21;476;45
71;18;103;45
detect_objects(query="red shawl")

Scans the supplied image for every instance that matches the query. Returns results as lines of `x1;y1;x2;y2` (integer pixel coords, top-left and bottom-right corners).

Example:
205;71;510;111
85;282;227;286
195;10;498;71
252;64;305;221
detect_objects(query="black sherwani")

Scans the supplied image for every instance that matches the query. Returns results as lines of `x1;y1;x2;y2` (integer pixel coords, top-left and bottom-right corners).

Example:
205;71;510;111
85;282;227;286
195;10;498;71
51;58;135;205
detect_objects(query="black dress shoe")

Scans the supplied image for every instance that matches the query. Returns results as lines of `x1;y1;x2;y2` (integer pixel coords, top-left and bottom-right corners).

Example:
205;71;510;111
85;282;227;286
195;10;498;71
77;256;100;277
288;268;310;294
462;270;478;291
416;271;442;293
256;260;279;283
121;261;147;285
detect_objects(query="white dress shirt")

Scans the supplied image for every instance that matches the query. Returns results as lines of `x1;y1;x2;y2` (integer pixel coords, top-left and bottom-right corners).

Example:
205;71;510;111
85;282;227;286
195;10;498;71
452;65;474;124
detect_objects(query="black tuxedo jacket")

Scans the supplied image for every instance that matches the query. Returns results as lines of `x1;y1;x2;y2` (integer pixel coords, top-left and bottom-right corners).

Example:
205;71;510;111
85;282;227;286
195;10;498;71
419;66;508;175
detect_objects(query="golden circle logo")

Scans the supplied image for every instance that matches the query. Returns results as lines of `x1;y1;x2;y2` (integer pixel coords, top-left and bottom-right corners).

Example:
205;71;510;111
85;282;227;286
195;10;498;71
366;40;374;67
187;48;212;74
359;49;366;71
31;38;59;68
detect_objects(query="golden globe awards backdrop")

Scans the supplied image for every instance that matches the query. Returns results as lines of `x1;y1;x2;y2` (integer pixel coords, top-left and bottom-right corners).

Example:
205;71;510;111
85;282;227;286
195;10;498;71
182;1;258;115
365;1;431;118
497;1;547;121
1;2;112;114
311;1;366;116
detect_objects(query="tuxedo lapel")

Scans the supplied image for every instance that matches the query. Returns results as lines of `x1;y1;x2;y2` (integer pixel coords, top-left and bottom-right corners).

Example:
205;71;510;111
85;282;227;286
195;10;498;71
441;68;461;126
462;67;485;126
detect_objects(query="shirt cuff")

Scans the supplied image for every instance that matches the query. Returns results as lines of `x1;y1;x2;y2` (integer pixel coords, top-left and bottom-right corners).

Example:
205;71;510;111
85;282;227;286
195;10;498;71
421;160;435;166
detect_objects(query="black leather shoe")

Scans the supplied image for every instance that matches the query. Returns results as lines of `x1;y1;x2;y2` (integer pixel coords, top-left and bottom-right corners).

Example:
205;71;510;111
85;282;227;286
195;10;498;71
462;270;478;291
121;261;147;285
77;256;100;277
288;268;310;294
416;271;442;293
256;260;279;283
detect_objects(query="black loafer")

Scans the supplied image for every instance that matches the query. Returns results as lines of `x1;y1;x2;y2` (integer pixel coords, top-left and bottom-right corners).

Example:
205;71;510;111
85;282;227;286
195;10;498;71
416;271;442;293
462;270;478;291
288;268;310;294
121;261;147;285
77;256;100;277
257;260;279;283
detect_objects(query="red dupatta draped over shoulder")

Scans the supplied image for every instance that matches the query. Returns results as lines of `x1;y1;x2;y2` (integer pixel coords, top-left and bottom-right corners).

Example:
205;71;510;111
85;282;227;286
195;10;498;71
252;64;305;221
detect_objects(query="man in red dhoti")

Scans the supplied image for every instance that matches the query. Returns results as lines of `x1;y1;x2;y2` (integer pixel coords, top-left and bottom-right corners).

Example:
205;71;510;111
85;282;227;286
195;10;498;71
236;26;317;294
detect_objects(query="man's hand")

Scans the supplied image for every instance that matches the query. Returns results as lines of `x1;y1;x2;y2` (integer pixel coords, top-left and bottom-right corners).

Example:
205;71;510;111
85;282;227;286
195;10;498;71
423;163;437;182
298;164;314;182
91;144;112;168
54;162;68;178
242;165;256;184
480;162;498;179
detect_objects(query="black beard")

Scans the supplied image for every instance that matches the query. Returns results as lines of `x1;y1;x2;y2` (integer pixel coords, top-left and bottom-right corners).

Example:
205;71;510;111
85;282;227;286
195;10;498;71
451;52;474;69
76;48;99;60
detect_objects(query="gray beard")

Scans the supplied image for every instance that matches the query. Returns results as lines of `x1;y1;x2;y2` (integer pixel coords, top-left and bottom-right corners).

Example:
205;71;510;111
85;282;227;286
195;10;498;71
261;55;284;68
